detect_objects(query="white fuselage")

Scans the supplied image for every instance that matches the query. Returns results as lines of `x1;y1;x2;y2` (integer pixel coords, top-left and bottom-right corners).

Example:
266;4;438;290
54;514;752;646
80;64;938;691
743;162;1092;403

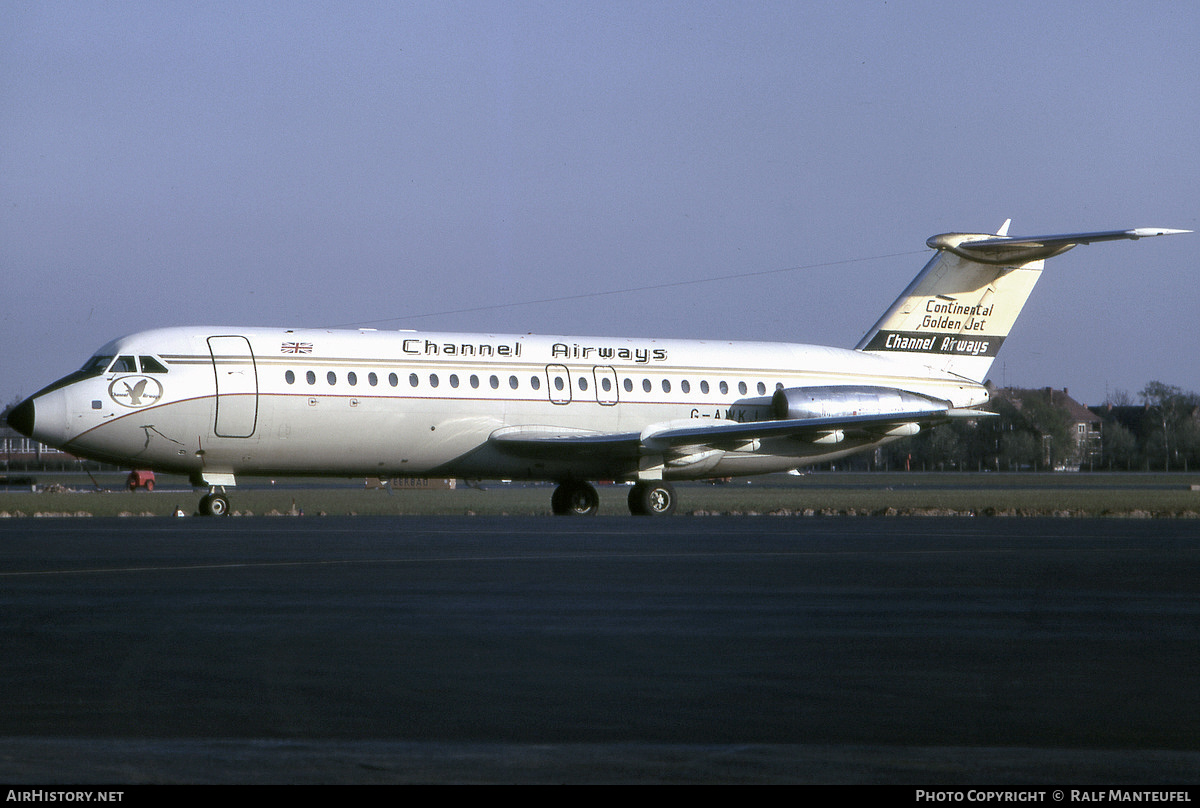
25;325;987;484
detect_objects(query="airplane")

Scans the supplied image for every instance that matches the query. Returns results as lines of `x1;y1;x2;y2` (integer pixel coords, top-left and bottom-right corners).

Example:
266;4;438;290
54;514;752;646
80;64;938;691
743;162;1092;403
6;224;1188;516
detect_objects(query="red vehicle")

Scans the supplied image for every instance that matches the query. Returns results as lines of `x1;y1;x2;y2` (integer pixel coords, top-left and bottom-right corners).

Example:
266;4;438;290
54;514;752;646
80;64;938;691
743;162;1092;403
127;470;156;492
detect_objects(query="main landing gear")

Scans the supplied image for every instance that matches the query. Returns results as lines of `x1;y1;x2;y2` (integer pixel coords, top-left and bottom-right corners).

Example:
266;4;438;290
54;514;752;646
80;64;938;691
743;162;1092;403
550;480;600;516
628;481;677;516
550;480;677;516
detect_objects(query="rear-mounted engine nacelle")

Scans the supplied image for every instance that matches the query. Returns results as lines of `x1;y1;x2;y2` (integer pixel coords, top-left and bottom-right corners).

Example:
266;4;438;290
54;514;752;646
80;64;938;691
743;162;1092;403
771;385;947;421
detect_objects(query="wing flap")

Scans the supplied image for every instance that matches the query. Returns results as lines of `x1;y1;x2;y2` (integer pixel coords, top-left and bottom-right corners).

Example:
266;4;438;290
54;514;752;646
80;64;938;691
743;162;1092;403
488;408;990;459
641;409;964;449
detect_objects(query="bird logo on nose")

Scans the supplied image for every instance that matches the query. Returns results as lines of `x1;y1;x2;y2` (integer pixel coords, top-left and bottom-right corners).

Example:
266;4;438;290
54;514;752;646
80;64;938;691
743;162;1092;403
108;376;163;408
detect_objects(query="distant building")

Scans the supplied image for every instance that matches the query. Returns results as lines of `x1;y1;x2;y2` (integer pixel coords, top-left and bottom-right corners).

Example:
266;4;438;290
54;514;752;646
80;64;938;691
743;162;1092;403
2;423;62;464
991;387;1102;471
365;477;458;490
1;422;116;473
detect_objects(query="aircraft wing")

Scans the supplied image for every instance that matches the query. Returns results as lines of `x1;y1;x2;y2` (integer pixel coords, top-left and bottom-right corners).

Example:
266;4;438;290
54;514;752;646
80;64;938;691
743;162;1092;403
488;407;987;460
488;425;645;460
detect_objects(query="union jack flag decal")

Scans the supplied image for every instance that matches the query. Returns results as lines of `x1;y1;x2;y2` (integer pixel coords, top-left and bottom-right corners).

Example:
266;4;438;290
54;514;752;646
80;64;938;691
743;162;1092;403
281;342;313;354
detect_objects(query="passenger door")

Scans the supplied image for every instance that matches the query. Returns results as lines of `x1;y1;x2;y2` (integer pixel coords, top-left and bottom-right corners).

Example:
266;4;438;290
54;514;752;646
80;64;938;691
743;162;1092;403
208;335;259;438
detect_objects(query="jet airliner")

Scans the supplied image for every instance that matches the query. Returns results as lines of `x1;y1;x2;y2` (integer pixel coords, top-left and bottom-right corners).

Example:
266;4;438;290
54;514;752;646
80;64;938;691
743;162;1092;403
6;224;1188;515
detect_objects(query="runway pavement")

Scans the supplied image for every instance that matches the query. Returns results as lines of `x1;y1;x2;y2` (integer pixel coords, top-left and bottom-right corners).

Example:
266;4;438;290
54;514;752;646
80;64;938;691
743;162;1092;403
1;515;1198;783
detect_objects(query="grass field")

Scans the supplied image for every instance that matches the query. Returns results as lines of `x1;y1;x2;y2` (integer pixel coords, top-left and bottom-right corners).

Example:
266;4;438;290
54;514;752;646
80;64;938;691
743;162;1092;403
2;472;1199;517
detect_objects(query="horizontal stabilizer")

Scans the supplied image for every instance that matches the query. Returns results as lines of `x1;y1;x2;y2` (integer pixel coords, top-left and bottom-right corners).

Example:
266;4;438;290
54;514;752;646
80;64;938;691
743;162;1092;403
928;227;1190;265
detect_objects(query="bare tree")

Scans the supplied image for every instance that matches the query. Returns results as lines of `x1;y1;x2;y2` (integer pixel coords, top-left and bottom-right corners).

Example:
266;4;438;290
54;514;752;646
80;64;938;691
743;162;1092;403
1140;382;1200;471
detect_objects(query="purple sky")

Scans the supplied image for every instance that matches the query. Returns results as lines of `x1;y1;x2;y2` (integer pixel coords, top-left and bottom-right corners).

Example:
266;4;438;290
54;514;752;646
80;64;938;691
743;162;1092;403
3;1;1197;407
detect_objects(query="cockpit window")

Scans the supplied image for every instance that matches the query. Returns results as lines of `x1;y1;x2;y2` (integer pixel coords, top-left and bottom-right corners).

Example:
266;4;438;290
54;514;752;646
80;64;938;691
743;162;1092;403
31;353;116;397
139;356;168;373
111;356;137;373
80;355;115;376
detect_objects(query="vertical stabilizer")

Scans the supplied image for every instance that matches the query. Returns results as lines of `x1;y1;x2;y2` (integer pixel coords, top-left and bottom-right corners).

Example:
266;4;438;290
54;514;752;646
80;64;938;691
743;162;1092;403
855;226;1189;383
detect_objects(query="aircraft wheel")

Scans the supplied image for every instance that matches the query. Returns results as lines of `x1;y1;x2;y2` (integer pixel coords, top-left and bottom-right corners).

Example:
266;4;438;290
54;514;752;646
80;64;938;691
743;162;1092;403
200;492;230;517
628;481;677;516
551;481;599;516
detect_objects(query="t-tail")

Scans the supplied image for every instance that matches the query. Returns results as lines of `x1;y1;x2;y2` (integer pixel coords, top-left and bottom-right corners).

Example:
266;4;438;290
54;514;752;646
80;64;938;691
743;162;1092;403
855;223;1190;383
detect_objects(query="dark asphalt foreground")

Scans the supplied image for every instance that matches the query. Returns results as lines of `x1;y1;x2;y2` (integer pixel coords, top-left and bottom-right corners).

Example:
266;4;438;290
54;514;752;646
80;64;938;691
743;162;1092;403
1;516;1198;784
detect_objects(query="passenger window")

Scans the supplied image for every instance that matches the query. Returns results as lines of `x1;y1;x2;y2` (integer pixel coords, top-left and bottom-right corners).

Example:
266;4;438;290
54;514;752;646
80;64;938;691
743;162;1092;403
719;381;729;395
348;372;358;386
327;371;337;385
602;377;612;392
449;374;459;388
738;381;747;395
624;378;633;393
662;379;671;393
578;377;588;391
509;375;518;390
531;376;541;390
642;379;651;393
700;380;709;394
681;380;690;394
470;375;479;389
285;371;295;385
489;375;499;389
307;371;316;385
409;373;419;387
430;374;439;388
389;373;398;387
369;372;378;386
139;356;168;373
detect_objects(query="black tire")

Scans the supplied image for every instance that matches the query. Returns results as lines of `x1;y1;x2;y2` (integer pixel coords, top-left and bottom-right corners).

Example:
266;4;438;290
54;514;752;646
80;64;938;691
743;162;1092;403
551;481;599;516
628;481;677;516
200;493;230;517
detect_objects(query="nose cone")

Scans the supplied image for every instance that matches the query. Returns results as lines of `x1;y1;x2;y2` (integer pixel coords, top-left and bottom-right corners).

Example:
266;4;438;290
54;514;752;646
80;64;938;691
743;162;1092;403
7;397;35;438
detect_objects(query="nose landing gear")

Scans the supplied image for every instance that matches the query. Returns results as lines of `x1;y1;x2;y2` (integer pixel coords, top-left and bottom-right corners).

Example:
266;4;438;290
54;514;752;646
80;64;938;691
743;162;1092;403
199;490;230;516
